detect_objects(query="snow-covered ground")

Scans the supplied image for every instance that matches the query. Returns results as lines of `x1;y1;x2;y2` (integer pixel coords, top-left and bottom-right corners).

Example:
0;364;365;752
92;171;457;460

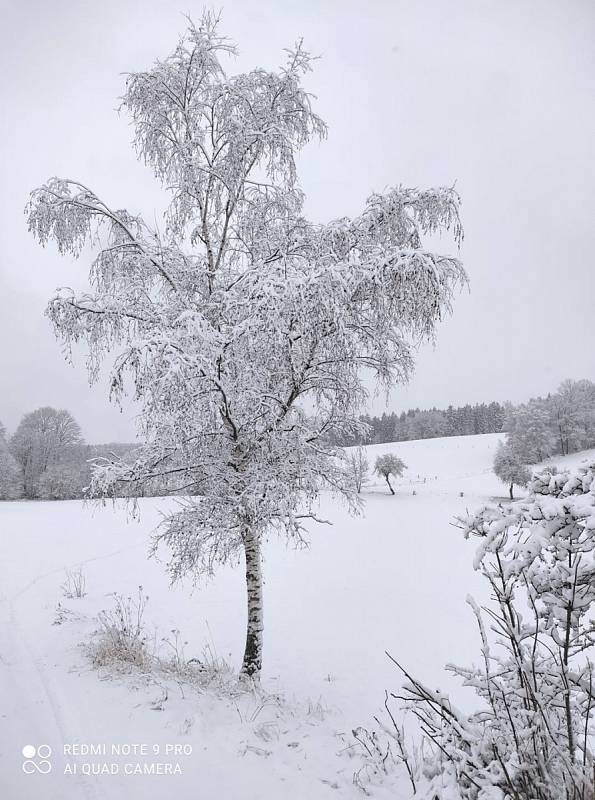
1;433;594;799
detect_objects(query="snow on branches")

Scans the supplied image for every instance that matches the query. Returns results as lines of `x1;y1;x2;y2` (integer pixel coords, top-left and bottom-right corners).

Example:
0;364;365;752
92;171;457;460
492;440;531;499
26;13;466;677
384;461;595;799
374;453;407;495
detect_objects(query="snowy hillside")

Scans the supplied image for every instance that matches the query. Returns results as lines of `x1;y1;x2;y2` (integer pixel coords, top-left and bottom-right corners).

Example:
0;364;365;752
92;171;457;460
357;431;506;497
1;433;594;799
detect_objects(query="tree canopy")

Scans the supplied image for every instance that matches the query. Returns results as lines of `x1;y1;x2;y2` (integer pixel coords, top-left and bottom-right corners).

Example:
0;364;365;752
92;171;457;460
27;13;466;676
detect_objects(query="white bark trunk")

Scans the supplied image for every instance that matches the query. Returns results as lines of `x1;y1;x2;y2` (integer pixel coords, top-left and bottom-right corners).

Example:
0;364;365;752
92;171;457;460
240;530;263;678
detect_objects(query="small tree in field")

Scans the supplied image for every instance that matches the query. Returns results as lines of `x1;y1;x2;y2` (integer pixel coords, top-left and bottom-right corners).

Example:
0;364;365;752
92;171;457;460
493;440;531;499
26;14;465;679
348;446;369;493
374;453;406;495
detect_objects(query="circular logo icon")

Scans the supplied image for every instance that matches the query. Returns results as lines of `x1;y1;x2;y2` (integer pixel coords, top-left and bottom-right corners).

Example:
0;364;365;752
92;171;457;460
22;744;52;774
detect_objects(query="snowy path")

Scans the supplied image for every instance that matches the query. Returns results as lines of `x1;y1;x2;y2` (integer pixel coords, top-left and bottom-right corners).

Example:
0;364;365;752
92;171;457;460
0;600;104;800
0;537;148;800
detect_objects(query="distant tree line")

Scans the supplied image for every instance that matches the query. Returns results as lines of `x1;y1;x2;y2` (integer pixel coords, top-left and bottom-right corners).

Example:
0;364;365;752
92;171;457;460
0;407;140;501
2;379;593;501
491;379;595;500
333;379;595;458
333;402;506;446
501;378;595;466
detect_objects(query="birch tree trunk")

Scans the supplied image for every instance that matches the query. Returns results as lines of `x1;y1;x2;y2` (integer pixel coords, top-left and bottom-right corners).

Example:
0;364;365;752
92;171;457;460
240;530;264;678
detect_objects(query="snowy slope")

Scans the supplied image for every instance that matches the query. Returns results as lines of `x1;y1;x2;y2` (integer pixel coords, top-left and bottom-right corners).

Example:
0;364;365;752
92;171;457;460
1;433;593;800
358;431;507;497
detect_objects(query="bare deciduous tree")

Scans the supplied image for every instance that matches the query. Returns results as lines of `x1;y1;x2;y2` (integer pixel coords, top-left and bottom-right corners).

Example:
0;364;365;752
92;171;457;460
9;407;82;498
348;446;369;493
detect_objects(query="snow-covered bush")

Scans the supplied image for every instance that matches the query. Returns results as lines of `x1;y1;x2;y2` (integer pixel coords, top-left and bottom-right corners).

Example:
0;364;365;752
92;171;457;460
38;463;86;500
91;598;241;694
374;454;406;495
352;695;418;794
492;441;531;499
92;586;151;669
389;461;595;800
159;633;236;692
348;446;369;493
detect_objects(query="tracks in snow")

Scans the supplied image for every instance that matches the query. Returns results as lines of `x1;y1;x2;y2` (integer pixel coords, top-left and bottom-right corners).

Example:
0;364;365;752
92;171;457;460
0;539;146;800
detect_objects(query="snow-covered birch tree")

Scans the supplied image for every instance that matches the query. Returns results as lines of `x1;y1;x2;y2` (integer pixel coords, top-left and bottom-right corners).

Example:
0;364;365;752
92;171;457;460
348;446;369;493
26;13;466;678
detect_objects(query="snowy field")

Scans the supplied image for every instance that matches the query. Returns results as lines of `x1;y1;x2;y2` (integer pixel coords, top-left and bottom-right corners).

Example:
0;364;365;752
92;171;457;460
2;432;594;800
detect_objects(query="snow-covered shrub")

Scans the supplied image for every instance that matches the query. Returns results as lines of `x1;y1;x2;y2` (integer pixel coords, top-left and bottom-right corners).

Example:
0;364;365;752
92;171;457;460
53;602;79;625
92;586;151;669
374;454;406;495
390;461;595;800
61;567;87;598
352;692;418;795
492;441;531;499
159;634;240;696
348;446;369;493
38;463;86;500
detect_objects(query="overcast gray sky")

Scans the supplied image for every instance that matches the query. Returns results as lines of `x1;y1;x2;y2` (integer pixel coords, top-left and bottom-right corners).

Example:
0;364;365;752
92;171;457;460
1;0;594;442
